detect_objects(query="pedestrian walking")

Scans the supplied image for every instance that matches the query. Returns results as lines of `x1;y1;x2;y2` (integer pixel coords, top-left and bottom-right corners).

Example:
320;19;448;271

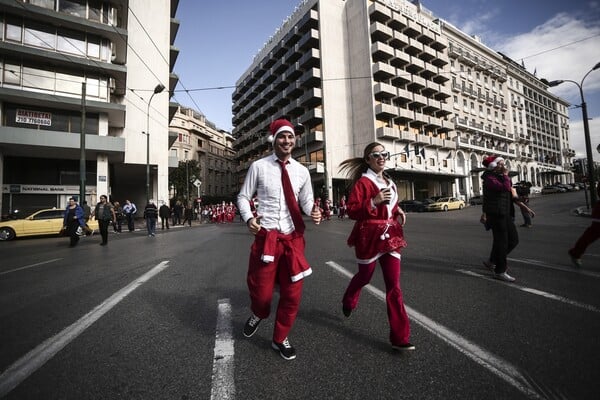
63;196;85;247
159;202;171;230
516;181;532;227
183;204;193;226
338;142;414;352
112;201;123;233
144;200;158;236
123;199;137;232
81;200;93;235
480;156;534;282
568;184;600;267
237;118;322;361
94;195;116;245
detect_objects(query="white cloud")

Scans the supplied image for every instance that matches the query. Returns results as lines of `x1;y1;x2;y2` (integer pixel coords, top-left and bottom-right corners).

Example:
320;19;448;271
569;118;600;161
496;13;600;94
492;13;600;161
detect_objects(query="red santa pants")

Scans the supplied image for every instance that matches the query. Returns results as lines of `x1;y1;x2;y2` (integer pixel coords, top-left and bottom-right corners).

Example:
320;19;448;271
569;221;600;259
342;253;410;346
247;237;304;343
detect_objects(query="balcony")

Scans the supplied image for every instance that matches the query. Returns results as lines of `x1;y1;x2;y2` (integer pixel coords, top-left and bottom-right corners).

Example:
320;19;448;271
374;82;397;99
373;62;396;80
372;42;395;61
375;103;398;118
370;22;393;42
376;126;399;139
368;1;391;23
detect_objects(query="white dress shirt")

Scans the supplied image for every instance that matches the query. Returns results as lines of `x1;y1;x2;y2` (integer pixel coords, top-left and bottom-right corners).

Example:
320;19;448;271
237;153;314;234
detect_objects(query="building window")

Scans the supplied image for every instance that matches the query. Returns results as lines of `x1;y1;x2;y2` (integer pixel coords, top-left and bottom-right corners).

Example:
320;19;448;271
28;0;56;10
58;0;86;18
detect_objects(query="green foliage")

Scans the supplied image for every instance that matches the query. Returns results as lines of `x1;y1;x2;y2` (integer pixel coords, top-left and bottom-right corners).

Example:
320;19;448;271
170;160;200;202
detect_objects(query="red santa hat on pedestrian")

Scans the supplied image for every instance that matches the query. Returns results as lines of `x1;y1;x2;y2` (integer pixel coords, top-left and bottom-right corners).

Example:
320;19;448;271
267;118;295;143
482;155;504;170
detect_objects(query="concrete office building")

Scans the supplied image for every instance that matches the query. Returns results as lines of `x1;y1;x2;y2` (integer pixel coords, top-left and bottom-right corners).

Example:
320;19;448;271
169;105;236;201
0;0;179;216
232;0;573;202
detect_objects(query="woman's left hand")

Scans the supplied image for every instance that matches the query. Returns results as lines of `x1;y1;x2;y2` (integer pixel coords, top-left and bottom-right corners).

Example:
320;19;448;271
398;211;406;226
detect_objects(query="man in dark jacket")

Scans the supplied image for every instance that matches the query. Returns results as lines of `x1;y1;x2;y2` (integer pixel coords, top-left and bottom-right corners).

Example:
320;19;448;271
159;202;171;230
480;156;534;282
143;200;158;237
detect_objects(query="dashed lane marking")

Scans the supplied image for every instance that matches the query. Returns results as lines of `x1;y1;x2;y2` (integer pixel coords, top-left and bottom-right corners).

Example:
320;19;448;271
0;260;171;398
0;258;63;276
210;299;235;400
327;261;545;400
457;269;600;313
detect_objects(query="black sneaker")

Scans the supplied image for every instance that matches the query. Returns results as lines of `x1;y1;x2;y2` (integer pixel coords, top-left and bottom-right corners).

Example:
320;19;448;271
271;337;296;360
392;343;416;351
342;305;352;317
243;314;261;338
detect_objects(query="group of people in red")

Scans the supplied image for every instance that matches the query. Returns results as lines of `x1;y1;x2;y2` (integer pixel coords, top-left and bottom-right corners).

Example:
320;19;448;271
199;202;238;224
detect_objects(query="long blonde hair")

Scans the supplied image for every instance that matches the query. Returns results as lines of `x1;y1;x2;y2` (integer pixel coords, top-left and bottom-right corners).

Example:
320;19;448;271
338;142;384;188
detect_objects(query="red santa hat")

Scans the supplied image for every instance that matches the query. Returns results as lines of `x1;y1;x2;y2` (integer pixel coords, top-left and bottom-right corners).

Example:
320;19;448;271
267;119;295;143
482;155;504;170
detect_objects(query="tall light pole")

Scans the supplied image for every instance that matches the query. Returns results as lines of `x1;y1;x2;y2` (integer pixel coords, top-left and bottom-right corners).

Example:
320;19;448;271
144;83;165;204
548;61;600;206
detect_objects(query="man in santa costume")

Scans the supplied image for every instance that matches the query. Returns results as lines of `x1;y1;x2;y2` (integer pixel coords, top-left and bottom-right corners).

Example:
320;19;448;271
237;118;321;360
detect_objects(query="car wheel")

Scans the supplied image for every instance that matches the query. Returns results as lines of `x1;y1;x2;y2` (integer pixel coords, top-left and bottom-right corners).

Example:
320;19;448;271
0;227;16;241
443;205;448;211
459;204;464;210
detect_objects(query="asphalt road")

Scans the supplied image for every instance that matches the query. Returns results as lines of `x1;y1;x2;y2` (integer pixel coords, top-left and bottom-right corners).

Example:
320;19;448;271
0;191;598;400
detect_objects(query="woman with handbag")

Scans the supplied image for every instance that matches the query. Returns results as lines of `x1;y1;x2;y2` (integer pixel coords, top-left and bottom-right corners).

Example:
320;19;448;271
63;197;85;247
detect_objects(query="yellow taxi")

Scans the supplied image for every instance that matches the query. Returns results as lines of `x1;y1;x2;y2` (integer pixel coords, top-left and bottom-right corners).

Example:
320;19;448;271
424;197;465;212
0;208;98;241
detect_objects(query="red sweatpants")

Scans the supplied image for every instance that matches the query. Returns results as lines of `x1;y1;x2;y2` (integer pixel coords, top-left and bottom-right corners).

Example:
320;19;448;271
342;253;410;346
247;237;304;343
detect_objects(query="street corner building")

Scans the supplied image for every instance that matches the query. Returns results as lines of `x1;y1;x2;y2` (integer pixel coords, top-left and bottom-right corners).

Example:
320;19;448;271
0;0;179;216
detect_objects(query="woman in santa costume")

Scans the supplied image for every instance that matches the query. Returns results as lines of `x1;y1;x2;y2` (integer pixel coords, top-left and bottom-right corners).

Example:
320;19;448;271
338;142;414;351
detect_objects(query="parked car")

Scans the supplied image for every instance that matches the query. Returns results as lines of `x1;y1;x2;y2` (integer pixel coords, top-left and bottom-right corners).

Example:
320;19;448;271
424;197;465;212
469;195;483;205
541;185;565;194
0;208;98;241
530;186;542;194
399;199;434;212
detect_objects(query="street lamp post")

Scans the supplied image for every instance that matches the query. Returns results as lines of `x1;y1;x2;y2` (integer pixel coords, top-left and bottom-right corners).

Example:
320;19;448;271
144;83;165;204
548;62;600;206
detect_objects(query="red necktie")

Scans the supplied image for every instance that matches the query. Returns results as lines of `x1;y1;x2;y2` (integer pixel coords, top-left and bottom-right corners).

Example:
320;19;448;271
277;160;305;234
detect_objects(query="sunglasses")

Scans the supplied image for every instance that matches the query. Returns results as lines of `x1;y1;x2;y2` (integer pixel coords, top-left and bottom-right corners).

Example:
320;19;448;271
369;151;390;160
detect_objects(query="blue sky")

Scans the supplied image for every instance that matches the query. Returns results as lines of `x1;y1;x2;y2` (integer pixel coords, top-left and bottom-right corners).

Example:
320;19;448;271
172;0;600;160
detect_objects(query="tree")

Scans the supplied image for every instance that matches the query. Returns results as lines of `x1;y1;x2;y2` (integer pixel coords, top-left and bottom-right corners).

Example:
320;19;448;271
170;160;200;203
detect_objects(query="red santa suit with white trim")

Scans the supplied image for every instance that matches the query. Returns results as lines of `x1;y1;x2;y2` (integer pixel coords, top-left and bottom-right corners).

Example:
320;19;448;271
237;119;318;356
343;168;412;348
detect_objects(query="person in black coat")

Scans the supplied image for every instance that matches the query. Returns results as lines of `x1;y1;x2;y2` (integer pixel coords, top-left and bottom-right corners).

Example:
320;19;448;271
159;202;171;229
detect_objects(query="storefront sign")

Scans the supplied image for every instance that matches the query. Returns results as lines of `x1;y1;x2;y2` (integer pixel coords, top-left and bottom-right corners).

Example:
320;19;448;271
16;109;52;126
2;185;94;194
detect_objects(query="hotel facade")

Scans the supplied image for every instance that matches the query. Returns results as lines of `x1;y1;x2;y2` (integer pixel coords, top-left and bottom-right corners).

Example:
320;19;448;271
232;0;573;202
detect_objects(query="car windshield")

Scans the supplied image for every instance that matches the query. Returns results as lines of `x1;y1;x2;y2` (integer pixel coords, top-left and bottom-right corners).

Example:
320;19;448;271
437;197;450;202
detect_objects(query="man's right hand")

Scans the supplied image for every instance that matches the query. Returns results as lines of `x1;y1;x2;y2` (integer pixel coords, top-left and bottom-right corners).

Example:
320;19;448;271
247;215;262;235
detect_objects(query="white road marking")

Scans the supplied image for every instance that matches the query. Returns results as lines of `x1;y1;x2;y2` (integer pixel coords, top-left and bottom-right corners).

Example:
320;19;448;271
210;299;235;400
326;261;545;400
457;269;600;313
508;257;600;279
0;260;171;398
0;258;63;276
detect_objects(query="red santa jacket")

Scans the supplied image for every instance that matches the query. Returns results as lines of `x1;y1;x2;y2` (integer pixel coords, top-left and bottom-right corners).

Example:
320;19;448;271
346;174;407;262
